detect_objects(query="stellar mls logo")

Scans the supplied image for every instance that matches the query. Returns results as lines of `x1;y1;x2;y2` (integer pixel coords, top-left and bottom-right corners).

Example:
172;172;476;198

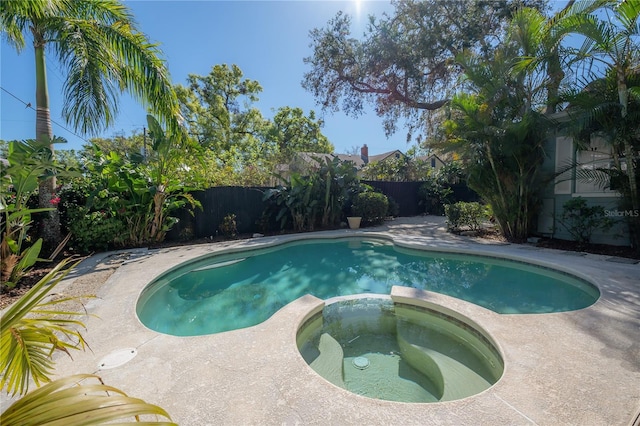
604;209;640;217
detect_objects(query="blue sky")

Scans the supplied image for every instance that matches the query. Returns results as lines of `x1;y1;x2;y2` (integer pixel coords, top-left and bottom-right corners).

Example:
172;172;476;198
1;0;409;156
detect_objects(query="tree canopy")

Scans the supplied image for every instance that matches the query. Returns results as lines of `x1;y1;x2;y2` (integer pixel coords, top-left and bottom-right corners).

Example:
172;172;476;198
302;0;548;140
265;107;334;163
176;64;267;160
175;64;333;186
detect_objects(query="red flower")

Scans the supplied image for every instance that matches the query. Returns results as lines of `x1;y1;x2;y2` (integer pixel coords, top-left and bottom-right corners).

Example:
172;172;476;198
50;196;61;206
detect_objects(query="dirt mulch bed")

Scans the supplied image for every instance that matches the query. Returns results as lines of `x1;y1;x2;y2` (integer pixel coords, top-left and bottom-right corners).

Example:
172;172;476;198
535;238;640;260
0;268;53;310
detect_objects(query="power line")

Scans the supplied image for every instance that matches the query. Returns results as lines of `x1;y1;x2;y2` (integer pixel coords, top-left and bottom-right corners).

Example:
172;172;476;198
1;86;92;144
0;86;31;108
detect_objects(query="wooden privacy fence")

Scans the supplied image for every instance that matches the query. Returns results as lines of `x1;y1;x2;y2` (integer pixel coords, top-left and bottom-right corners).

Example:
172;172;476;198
363;181;479;217
166;182;478;240
363;180;424;216
166;186;268;240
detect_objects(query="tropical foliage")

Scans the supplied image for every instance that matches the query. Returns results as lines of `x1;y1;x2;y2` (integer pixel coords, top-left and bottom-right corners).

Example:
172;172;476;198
1;374;175;426
1;258;87;396
556;0;640;249
0;0;183;247
0;139;70;288
0;257;175;424
59;116;200;252
560;69;640;246
263;156;360;231
442;13;551;241
304;0;637;247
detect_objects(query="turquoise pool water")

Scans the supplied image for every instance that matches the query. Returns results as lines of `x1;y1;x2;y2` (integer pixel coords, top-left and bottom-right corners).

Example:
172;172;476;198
136;238;599;336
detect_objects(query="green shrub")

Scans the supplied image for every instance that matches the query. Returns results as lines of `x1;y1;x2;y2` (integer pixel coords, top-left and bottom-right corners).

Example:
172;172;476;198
445;202;486;232
65;206;126;253
386;196;400;217
351;192;389;225
263;158;359;232
219;213;238;238
418;176;452;215
557;197;613;244
59;179;127;253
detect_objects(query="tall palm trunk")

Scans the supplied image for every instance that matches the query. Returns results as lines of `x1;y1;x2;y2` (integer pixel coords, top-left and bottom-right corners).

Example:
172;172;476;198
616;65;640;249
485;142;514;239
545;49;564;114
33;31;61;249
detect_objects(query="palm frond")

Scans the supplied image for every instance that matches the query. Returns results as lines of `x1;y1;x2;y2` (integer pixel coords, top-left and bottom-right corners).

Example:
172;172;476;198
0;257;92;396
615;0;640;33
0;0;64;50
1;374;176;426
575;165;619;190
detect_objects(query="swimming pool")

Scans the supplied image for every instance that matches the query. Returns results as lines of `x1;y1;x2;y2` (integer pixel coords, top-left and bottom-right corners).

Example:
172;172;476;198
136;237;599;336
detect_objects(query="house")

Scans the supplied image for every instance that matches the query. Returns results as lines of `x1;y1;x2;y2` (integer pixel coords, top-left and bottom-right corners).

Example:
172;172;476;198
416;153;447;172
284;145;406;177
536;112;631;246
334;144;407;172
365;145;406;166
281;145;450;184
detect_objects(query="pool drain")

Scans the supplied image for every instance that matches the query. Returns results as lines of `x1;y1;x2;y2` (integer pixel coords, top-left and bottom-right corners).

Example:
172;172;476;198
352;356;370;370
97;348;137;370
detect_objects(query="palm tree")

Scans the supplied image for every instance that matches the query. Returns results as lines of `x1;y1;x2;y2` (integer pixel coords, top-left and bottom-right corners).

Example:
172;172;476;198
511;1;607;113
442;17;552;242
0;0;182;248
562;68;640;249
556;0;640;249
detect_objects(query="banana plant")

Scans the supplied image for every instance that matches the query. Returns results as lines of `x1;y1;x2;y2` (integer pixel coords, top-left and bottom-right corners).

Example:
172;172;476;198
316;156;359;227
145;114;201;242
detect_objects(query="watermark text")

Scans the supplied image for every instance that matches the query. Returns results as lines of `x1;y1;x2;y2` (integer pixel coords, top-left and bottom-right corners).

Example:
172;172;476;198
605;209;640;217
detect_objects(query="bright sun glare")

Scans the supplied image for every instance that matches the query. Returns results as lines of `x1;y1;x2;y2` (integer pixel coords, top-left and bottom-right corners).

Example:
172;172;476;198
354;0;362;17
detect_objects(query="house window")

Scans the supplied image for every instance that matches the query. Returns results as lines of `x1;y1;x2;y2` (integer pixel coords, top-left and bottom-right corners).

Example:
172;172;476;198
575;135;613;194
431;158;436;168
555;135;614;196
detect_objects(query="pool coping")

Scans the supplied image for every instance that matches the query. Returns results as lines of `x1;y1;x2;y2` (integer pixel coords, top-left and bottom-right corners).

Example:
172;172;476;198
5;217;640;425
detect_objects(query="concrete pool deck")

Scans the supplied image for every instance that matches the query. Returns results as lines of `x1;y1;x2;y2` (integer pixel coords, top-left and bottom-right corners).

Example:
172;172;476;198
6;216;640;425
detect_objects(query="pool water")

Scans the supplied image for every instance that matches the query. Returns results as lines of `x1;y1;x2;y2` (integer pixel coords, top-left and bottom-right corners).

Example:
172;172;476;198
296;298;503;402
136;238;599;336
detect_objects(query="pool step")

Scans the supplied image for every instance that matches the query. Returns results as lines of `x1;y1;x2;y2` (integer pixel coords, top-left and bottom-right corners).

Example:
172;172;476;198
309;333;345;387
397;326;493;401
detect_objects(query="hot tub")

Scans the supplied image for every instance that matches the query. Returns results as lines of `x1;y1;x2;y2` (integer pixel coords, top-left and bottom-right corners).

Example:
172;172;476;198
296;295;504;403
